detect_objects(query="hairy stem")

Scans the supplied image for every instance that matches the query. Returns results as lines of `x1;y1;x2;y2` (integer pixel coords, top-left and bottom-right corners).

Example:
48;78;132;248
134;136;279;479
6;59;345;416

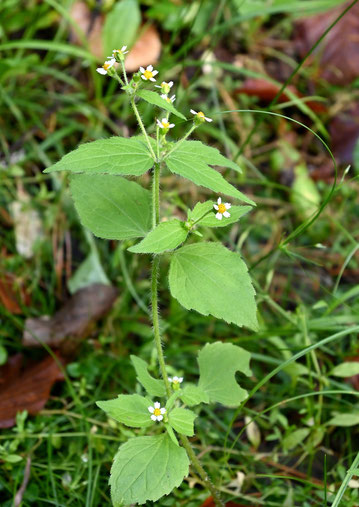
163;124;196;160
131;98;157;160
150;162;224;506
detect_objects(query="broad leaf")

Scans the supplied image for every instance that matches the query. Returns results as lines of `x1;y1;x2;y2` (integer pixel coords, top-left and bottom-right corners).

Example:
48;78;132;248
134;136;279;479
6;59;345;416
103;0;141;56
110;434;189;505
282;428;310;451
166;141;254;204
96;394;152;428
44;137;154;176
128;220;188;254
137;89;186;120
174;140;243;173
190;200;252;228
180;384;209;407
130;355;166;397
70;175;151;240
330;362;359;377
169;242;258;330
198;342;252;407
168;407;197;436
327;413;359;427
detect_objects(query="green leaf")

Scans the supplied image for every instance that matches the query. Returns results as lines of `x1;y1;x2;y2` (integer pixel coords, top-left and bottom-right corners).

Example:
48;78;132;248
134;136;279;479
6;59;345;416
327;413;359;427
96;394;152;428
166;141;254;205
103;0;141;56
168;407;197;436
44;137;154;176
180;384;209;407
137;89;186;120
128;220;188;254
169;242;258;330
110;434;189;505
330;362;359;377
130;355;166;397
198;342;252;407
175;140;242;173
70;175;151;240
190;200;252;228
282;428;310;451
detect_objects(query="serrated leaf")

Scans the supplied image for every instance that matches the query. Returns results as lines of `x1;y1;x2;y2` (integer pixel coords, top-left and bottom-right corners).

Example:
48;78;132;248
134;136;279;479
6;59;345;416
198;342;252;407
166;141;254;204
103;0;141;56
190;200;252;228
110;434;189;505
327;413;359;427
137;89;186;120
180;384;209;407
96;394;152;428
70;175;151;240
330;362;359;378
44;137;153;176
130;355;166;397
169;242;258;330
128;220;188;253
175;140;243;173
168;407;197;436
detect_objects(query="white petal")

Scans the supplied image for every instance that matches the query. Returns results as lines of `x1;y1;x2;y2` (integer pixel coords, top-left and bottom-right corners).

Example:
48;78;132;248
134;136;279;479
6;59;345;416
169;81;173;87
147;65;153;71
154;402;160;409
169;124;175;128
160;94;167;100
150;414;157;421
213;204;219;210
217;197;222;204
205;117;212;122
216;213;223;220
156;119;162;127
155;85;161;88
148;406;154;413
173;376;179;381
141;75;147;80
96;68;107;75
121;45;127;51
160;408;166;414
190;109;197;115
223;211;230;218
150;77;156;82
139;67;145;73
170;95;176;102
225;203;231;209
157;415;163;421
152;70;158;76
168;377;173;382
178;377;183;383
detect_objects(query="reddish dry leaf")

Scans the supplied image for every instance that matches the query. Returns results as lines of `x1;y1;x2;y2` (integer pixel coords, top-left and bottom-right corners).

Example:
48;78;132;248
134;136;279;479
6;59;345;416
295;2;359;85
23;284;118;354
235;78;326;113
330;102;359;165
124;25;161;72
0;355;64;428
201;498;246;507
0;272;31;314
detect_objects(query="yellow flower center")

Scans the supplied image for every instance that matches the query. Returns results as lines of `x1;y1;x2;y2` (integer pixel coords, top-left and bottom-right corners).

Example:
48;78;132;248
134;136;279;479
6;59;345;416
103;62;111;71
218;203;226;214
162;121;170;128
154;408;161;416
166;97;171;103
144;70;153;79
197;111;205;118
161;82;167;86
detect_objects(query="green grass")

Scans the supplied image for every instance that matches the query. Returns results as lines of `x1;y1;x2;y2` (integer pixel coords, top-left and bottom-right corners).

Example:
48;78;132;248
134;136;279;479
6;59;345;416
1;0;359;505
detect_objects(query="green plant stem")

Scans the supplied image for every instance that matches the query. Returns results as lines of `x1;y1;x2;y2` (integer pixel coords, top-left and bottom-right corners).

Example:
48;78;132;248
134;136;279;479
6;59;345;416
164;124;196;160
179;435;225;507
150;157;224;506
131;98;157;160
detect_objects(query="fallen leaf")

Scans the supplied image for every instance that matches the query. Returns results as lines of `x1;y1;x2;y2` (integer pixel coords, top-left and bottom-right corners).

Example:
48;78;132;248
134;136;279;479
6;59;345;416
23;284;118;354
0;272;31;314
330;102;359;165
0;355;64;428
235;78;326;113
124;25;161;72
295;2;359;85
0;353;23;387
201;498;247;507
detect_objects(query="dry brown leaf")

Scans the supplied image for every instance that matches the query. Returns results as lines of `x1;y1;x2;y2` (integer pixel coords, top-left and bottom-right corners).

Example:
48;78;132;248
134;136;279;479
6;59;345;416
124;25;162;72
0;355;64;428
330;102;359;165
23;284;118;354
295;2;359;85
0;272;31;314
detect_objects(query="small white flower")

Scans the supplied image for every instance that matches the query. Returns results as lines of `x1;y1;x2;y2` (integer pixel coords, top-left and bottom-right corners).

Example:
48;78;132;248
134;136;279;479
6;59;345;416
168;376;183;385
155;81;174;94
190;109;212;122
139;65;158;82
96;58;116;75
213;197;231;220
160;94;176;104
157;118;175;129
148;402;166;422
111;46;129;58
